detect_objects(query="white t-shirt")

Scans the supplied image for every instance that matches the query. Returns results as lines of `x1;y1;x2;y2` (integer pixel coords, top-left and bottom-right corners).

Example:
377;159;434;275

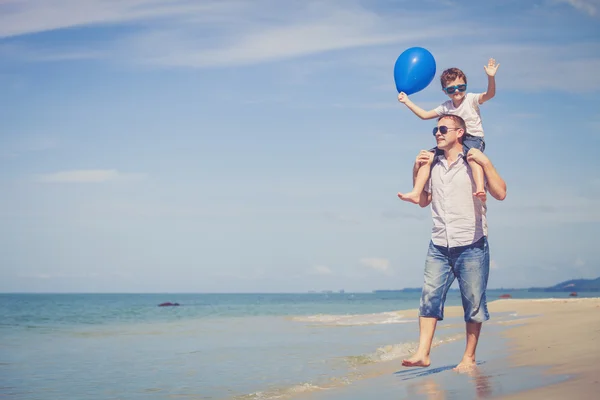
434;93;484;137
425;153;487;248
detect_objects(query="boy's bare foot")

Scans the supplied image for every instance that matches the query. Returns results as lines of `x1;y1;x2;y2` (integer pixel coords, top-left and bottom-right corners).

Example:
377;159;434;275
474;191;487;202
401;354;431;367
397;191;421;204
453;358;476;373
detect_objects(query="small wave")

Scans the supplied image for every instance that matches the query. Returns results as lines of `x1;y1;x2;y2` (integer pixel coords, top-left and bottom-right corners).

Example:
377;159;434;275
234;382;328;400
345;334;462;366
532;298;599;302
233;334;462;400
290;311;413;326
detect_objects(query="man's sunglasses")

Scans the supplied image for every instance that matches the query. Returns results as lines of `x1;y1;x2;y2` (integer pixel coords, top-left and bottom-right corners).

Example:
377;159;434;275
432;126;460;136
443;84;467;94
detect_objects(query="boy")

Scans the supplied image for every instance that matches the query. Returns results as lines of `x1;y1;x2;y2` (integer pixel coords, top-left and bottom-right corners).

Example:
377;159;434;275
397;58;499;203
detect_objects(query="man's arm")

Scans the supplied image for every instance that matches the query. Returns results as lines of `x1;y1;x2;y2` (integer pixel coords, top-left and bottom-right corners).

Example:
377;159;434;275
467;150;506;200
398;92;439;120
479;58;499;104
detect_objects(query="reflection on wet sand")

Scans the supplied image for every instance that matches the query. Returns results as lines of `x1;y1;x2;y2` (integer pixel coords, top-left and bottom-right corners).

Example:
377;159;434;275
466;366;493;398
407;378;447;399
403;364;493;399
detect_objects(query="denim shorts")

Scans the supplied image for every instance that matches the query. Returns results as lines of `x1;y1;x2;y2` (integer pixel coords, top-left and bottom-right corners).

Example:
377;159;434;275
419;236;490;323
429;134;486;156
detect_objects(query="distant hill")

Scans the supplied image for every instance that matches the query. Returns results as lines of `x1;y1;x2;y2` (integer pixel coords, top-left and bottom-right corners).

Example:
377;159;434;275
373;277;600;293
529;277;600;292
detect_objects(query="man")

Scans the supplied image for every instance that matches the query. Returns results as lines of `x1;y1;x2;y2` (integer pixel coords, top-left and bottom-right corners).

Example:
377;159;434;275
401;114;507;371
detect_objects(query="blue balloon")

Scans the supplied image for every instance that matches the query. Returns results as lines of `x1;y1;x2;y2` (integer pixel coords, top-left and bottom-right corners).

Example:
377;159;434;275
394;47;436;95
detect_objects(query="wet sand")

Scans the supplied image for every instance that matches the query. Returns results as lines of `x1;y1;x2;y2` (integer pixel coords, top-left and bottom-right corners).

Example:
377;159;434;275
303;297;600;400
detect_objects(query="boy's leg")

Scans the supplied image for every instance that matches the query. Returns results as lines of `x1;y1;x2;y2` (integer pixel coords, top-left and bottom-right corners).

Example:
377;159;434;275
463;136;486;202
468;159;486;202
453;237;490;371
402;241;455;367
398;163;431;204
398;148;438;204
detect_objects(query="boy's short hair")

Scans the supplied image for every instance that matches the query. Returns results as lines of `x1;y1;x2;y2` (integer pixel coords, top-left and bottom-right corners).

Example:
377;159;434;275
438;114;466;133
440;68;467;88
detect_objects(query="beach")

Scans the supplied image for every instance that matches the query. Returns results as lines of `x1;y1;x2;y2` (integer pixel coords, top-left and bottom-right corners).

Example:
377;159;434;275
490;298;600;399
303;297;600;400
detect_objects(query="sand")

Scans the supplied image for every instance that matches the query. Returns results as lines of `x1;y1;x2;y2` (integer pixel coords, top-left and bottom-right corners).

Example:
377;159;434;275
431;297;600;399
303;297;600;400
486;298;600;399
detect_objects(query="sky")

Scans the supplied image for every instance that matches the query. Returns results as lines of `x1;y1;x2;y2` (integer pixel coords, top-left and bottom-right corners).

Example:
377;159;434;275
1;0;599;293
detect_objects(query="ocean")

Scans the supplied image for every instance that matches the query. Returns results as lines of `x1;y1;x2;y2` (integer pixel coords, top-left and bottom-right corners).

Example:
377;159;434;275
0;290;593;399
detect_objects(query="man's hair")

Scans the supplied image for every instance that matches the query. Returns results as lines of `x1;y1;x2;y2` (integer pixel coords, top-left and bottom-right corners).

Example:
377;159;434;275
438;114;466;142
440;67;467;88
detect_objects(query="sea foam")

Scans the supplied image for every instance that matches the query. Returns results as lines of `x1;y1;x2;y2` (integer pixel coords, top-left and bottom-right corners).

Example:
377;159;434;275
290;311;414;326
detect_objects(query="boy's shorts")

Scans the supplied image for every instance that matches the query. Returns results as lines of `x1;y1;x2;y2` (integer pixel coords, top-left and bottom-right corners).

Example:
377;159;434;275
429;134;486;157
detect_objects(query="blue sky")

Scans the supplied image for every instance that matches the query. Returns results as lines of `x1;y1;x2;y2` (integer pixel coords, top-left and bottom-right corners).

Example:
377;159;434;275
1;0;599;293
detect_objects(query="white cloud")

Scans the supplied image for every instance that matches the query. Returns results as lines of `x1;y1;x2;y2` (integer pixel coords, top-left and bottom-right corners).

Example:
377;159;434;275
360;257;392;274
431;42;600;93
30;50;106;62
0;1;461;68
1;1;598;93
121;7;453;68
323;212;362;225
0;0;227;38
0;133;58;159
493;190;600;225
551;0;600;16
17;271;105;279
309;265;333;275
211;269;267;281
36;169;145;183
574;257;586;267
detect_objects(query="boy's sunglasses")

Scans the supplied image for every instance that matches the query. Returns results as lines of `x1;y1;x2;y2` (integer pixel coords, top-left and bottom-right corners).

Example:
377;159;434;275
443;84;467;94
432;126;460;136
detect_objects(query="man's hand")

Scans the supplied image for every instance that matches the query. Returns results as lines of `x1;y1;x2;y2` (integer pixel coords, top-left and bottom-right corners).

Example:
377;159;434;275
484;58;500;77
398;92;410;104
466;148;489;167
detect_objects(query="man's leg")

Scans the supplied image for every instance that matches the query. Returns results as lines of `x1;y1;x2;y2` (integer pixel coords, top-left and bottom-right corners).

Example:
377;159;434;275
403;241;454;367
453;237;490;371
402;316;438;367
455;321;483;371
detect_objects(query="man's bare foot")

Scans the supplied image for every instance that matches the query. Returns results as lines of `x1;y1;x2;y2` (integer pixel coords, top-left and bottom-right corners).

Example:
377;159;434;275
401;354;431;367
473;191;487;202
397;191;421;204
453;359;476;373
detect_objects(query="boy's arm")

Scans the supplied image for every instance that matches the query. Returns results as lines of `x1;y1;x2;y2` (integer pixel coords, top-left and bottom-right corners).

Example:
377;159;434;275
467;150;506;200
398;92;439;120
479;58;499;104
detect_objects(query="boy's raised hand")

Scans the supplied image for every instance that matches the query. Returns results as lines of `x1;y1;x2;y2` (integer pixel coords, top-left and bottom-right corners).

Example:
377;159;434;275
484;58;500;77
397;92;409;103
